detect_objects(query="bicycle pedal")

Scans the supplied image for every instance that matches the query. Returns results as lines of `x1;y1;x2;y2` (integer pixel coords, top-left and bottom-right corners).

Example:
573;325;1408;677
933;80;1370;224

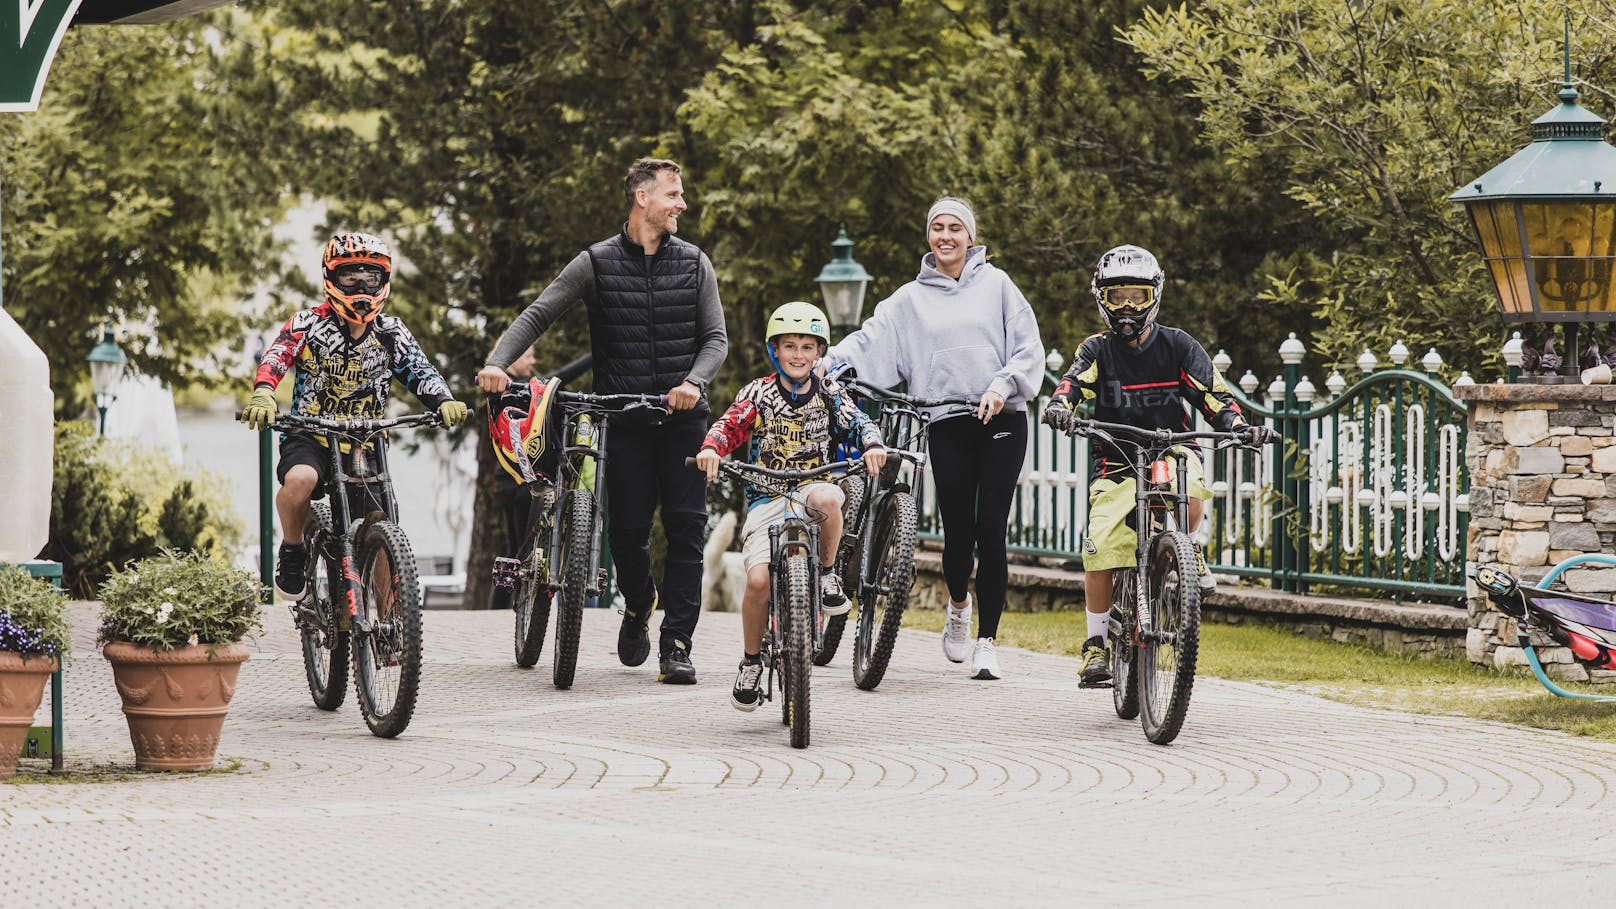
593;568;608;594
491;557;521;590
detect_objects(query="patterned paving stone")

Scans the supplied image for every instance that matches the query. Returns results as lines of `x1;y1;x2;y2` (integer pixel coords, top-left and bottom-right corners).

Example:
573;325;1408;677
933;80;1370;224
4;601;1615;906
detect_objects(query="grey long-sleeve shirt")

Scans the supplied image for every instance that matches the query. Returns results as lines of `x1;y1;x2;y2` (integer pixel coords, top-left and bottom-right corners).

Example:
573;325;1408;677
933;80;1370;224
485;249;728;389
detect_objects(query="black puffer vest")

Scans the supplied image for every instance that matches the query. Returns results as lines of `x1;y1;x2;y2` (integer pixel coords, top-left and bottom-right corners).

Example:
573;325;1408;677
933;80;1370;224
586;229;703;410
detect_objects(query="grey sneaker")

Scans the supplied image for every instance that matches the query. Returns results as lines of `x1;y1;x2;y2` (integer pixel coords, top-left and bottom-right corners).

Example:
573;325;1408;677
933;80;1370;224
943;599;972;663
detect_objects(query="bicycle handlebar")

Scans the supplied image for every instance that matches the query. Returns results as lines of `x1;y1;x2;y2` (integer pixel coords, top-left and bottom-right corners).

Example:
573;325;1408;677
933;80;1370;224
844;378;979;410
683;456;863;482
488;383;669;414
239;411;443;435
1067;417;1253;452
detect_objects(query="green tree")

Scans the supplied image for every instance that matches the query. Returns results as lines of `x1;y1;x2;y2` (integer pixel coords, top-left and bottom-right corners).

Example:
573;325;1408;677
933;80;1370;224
0;18;299;415
1122;0;1608;377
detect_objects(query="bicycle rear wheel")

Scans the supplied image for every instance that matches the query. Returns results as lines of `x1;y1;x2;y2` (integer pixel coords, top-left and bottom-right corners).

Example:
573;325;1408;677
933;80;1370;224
551;488;595;690
299;502;349;711
1109;568;1139;720
513;487;555;668
814;476;866;667
852;490;916;691
1138;531;1201;744
352;521;423;738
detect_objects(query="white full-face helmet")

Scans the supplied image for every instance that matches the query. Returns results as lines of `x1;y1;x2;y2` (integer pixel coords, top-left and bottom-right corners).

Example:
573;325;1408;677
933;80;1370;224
1091;244;1164;342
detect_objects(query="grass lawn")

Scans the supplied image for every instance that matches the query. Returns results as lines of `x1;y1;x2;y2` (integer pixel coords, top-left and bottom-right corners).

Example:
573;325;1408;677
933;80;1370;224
901;608;1616;743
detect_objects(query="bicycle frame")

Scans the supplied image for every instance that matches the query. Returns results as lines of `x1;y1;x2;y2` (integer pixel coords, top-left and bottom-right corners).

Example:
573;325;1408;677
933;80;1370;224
274;413;437;635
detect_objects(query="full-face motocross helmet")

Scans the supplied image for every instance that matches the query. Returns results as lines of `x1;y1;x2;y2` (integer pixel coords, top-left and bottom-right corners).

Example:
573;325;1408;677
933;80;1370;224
1091;244;1164;342
323;232;393;326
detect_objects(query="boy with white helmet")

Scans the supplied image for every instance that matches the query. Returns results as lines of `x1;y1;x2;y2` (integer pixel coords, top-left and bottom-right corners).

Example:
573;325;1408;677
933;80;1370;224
1042;244;1276;688
695;301;887;711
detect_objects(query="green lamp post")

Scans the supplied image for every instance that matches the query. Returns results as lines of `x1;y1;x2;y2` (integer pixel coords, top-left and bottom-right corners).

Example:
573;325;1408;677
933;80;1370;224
1450;24;1616;382
815;226;873;336
86;324;127;436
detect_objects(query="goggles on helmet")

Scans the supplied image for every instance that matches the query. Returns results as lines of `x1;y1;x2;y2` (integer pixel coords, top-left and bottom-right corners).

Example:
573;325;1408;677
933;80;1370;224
332;265;387;292
1099;285;1156;314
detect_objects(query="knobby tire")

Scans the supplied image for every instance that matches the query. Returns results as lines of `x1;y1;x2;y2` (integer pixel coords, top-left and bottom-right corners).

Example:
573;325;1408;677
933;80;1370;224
299;502;349;711
853;490;916;691
1139;531;1201;745
785;551;813;748
513;488;554;668
1110;568;1139;721
352;520;423;738
551;489;594;690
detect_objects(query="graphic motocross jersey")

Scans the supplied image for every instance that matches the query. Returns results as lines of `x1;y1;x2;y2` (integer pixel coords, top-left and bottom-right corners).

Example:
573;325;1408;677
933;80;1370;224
254;303;452;443
702;374;883;508
1051;325;1244;481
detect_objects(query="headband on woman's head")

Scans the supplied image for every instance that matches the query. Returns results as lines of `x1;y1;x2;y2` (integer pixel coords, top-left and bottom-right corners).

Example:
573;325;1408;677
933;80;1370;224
926;198;976;243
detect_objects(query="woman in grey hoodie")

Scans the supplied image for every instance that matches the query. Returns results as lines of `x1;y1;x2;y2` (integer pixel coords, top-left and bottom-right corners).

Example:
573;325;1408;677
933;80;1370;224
825;197;1044;680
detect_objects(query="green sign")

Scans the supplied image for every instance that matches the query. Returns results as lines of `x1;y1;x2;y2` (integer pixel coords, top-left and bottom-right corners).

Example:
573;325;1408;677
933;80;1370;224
1;0;83;113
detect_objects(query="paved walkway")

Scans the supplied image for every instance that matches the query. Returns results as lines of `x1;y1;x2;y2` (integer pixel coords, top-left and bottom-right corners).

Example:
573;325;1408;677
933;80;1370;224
5;602;1614;906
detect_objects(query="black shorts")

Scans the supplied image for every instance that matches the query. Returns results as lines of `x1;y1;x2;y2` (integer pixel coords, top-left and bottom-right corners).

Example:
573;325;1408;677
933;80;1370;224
277;434;332;500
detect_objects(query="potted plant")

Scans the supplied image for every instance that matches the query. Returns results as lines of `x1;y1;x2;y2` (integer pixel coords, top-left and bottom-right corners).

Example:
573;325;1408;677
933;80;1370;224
98;550;263;771
0;566;69;777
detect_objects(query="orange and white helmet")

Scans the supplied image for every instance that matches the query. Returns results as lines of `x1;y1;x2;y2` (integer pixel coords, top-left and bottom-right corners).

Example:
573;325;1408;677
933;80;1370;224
322;232;392;325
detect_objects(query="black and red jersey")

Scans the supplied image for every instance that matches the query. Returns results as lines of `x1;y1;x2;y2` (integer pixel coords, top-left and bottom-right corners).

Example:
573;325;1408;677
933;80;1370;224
1051;326;1244;480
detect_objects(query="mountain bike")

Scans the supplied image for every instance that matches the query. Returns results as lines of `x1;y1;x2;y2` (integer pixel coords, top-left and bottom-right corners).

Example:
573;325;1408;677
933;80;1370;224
816;380;977;688
489;380;668;689
687;456;860;748
1060;417;1257;745
262;410;442;738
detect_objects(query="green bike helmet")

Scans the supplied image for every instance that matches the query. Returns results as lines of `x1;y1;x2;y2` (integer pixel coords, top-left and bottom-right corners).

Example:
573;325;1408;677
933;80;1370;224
765;301;830;346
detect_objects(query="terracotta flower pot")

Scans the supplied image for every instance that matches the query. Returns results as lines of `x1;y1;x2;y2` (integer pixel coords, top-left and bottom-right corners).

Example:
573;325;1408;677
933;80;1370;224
0;652;56;777
103;641;249;771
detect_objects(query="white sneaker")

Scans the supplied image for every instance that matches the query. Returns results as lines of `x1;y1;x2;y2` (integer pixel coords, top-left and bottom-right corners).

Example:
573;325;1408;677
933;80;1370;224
1194;545;1216;593
971;638;1000;680
943;599;972;663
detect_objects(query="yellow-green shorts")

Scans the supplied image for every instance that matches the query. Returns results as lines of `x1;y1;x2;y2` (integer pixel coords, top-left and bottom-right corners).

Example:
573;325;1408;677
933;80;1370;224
1083;448;1212;572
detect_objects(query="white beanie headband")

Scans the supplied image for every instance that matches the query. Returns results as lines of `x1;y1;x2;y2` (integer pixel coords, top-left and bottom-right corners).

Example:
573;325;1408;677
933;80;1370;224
926;198;976;243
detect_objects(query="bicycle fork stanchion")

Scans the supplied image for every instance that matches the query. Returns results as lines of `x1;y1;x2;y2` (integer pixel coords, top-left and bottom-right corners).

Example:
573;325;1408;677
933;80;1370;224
259;424;274;603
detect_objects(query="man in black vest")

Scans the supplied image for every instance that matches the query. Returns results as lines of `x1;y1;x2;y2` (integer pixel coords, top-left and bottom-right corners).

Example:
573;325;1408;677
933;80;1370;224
477;158;728;685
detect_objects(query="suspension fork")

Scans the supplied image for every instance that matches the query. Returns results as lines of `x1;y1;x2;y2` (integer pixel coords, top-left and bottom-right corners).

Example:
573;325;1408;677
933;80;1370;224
586;416;609;595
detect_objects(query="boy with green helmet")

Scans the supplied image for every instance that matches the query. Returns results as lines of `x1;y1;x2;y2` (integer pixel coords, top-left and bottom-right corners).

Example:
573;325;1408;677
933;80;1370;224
695;301;887;712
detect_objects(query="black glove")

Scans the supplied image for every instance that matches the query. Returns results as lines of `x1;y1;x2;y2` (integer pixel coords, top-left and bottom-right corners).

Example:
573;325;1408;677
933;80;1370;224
1236;423;1281;447
1041;401;1075;434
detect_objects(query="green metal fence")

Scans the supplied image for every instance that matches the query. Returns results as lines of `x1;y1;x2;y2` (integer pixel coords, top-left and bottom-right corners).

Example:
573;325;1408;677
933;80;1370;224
911;338;1473;602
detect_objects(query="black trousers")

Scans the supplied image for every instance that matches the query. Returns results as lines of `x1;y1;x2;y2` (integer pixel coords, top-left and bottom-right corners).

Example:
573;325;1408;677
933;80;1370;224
927;412;1028;640
605;416;709;656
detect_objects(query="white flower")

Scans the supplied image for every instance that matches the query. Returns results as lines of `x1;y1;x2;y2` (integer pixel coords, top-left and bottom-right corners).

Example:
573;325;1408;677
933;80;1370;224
162;587;178;596
187;634;198;646
156;602;174;623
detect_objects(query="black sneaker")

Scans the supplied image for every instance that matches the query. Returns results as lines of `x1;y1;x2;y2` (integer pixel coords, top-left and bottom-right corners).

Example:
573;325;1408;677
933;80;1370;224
730;658;764;711
617;603;652;667
275;542;308;601
658;642;697;685
1079;635;1113;688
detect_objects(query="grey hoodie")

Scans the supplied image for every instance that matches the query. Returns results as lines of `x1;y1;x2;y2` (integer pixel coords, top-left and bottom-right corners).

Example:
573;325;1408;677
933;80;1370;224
826;245;1044;412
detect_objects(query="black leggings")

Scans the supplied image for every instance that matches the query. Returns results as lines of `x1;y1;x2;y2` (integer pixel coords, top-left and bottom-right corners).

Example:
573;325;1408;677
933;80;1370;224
927;412;1028;640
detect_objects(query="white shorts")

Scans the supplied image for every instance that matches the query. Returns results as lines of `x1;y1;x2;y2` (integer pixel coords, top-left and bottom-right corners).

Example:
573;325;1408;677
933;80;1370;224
739;482;845;572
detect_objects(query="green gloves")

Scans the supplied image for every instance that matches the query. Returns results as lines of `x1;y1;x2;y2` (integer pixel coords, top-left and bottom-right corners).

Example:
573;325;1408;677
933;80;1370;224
242;387;278;430
437;400;468;428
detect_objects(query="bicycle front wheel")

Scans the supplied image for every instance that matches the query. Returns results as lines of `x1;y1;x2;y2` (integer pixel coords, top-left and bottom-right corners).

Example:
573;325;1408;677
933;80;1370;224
1109;568;1139;721
551;488;595;690
852;490;916;691
352;521;424;738
1138;531;1201;745
785;551;813;748
299;502;348;711
513;488;555;669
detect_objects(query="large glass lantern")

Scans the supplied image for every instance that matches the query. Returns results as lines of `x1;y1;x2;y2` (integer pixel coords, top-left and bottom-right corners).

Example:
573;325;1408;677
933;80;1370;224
814;226;872;335
1451;35;1616;380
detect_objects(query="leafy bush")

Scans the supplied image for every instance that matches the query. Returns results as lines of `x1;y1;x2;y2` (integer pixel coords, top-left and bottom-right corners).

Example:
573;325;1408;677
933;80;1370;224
97;550;263;652
45;422;245;598
0;566;70;664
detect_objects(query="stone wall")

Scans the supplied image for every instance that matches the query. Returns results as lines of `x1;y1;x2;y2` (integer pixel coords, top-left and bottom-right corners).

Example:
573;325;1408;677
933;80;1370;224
1457;383;1616;682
